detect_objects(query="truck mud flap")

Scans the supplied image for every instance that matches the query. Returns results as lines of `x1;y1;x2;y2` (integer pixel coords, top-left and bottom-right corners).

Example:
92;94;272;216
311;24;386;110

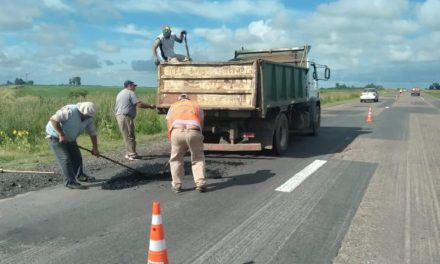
204;143;262;151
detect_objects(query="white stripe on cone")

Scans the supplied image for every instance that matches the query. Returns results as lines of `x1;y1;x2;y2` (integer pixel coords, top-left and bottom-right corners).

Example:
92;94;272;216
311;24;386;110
149;239;167;251
152;215;162;225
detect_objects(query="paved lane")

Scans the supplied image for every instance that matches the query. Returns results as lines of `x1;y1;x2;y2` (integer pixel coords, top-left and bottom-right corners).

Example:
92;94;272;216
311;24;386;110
334;92;440;264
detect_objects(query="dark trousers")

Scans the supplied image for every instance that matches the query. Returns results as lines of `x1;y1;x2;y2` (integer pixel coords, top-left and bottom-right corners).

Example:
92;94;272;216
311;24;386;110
48;138;83;185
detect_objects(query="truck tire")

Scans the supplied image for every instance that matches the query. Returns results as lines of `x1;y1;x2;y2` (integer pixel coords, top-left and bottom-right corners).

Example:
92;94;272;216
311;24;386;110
272;114;289;155
311;106;321;136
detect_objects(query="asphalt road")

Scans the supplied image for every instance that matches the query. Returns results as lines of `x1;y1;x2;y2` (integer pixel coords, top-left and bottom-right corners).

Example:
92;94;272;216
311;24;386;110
1;91;440;264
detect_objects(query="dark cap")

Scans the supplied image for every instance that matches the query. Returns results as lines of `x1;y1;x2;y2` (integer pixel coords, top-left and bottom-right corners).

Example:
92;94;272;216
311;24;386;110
124;80;137;88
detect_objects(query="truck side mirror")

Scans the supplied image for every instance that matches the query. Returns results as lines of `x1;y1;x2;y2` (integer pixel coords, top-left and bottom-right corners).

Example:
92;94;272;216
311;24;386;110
311;63;318;80
324;67;331;80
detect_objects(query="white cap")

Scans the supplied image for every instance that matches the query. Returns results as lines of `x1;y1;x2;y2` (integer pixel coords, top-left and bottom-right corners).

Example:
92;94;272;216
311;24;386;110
77;102;97;117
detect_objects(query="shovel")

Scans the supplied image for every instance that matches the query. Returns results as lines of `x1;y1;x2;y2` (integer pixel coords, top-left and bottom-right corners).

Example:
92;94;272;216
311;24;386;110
77;145;144;176
184;34;192;61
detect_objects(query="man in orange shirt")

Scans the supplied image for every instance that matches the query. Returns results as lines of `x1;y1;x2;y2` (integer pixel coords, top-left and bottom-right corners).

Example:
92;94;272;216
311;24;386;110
166;94;206;193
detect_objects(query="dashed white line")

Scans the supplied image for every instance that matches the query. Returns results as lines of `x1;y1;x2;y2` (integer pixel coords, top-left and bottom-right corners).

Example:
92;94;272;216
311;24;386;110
275;160;327;193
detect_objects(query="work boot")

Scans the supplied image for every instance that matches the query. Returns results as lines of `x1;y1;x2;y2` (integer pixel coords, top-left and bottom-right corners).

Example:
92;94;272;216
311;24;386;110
125;154;141;161
195;186;207;193
77;174;96;182
66;182;88;190
172;186;182;193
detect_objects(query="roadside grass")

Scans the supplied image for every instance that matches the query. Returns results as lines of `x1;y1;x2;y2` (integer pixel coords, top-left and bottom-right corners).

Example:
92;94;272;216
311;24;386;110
320;89;361;106
320;88;399;106
424;90;440;98
0;85;166;169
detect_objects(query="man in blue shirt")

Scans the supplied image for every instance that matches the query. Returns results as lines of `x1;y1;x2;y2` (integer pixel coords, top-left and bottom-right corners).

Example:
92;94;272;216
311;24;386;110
46;102;100;190
115;80;155;160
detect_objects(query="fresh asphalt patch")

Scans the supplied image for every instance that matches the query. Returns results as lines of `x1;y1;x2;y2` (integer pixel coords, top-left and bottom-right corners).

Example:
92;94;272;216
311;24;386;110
101;158;246;190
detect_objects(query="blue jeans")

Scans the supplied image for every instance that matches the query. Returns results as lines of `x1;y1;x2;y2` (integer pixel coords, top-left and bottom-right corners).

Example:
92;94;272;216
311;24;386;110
48;138;83;185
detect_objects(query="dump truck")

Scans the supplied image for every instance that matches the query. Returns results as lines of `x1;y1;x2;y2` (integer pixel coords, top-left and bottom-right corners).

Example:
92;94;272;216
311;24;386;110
156;45;330;154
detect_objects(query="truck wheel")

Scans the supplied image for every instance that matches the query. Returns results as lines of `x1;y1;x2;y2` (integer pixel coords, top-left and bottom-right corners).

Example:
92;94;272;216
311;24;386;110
272;114;289;155
311;106;321;136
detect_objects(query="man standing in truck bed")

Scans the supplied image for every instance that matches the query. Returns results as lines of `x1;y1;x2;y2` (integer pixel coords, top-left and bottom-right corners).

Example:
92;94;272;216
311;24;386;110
152;25;189;65
166;94;206;193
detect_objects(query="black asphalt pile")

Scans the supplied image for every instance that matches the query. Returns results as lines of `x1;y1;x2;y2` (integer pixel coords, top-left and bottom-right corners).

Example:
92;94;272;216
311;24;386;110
102;162;171;190
0;164;63;199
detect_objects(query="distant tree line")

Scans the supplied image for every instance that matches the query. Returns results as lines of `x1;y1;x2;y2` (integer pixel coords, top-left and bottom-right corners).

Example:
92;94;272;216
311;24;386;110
331;83;384;90
429;83;440;90
69;76;81;85
5;78;34;85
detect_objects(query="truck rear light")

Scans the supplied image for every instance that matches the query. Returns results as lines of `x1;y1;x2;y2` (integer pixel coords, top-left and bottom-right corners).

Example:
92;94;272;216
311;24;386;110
242;132;255;138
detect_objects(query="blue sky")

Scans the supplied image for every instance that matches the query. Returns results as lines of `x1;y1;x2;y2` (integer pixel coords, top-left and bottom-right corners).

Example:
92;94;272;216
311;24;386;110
1;0;439;88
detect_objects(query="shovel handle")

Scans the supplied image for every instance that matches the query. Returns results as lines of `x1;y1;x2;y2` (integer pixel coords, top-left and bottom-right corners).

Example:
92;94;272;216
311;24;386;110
184;35;191;60
77;145;143;175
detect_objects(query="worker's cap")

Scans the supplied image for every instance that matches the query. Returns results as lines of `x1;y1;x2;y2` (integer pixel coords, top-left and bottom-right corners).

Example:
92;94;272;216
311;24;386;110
162;25;172;38
124;80;137;88
178;93;189;100
162;25;172;33
77;102;97;117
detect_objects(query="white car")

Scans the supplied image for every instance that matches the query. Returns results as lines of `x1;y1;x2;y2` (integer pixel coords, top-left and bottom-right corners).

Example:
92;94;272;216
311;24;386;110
360;88;379;103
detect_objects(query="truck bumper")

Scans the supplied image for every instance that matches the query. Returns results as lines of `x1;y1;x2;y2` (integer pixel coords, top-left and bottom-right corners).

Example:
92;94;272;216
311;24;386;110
204;143;262;151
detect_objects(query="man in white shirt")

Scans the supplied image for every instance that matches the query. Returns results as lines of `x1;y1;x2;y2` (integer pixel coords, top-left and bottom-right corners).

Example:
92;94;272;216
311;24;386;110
152;25;189;65
46;102;99;189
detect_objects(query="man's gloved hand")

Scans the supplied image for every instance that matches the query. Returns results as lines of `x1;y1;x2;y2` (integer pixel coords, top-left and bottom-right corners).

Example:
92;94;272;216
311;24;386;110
154;58;160;66
181;30;187;36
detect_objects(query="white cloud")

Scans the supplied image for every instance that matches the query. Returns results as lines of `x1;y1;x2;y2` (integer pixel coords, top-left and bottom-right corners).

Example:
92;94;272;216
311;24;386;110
317;0;408;19
96;41;120;53
43;0;73;12
194;18;294;61
388;44;412;62
115;24;150;36
0;1;41;31
29;24;76;48
0;51;21;68
63;53;100;69
131;60;156;71
74;0;122;22
116;0;283;20
417;0;440;30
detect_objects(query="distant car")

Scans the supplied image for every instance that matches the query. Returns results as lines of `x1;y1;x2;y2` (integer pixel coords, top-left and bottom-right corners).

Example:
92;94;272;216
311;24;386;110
411;87;420;96
360;88;379;103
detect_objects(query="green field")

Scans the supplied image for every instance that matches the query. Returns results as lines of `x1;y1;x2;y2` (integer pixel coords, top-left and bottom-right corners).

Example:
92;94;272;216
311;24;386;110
0;85;165;168
424;90;440;98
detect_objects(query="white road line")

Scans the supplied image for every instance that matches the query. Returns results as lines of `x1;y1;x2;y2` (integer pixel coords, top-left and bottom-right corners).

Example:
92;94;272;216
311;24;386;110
275;160;327;193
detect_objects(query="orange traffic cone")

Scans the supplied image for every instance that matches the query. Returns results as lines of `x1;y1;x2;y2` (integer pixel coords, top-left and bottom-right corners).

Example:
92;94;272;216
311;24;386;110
366;106;373;123
147;201;168;264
